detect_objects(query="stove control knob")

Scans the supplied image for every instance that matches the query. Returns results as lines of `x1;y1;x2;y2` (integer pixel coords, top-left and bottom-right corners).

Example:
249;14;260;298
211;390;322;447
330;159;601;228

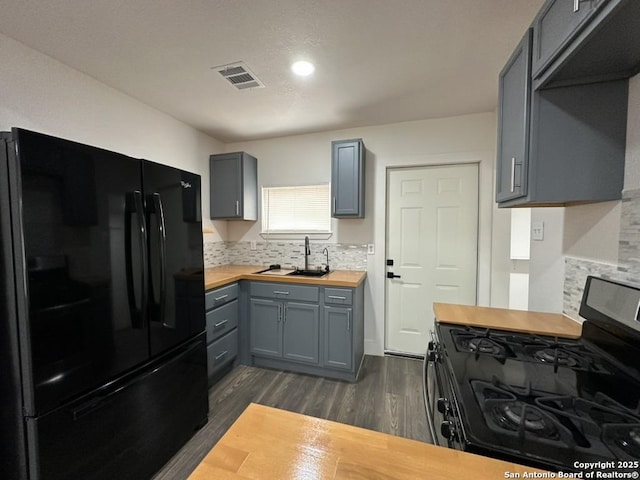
440;421;455;440
428;341;435;351
436;398;450;414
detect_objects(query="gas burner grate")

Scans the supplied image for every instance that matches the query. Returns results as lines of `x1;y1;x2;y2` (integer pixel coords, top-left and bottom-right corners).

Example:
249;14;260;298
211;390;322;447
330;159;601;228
471;379;581;448
447;325;613;373
450;327;515;360
603;425;640;461
491;401;561;439
471;378;640;461
534;348;578;367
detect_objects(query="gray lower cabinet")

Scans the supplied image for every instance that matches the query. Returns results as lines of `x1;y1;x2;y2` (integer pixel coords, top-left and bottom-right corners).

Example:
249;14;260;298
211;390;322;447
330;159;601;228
283;302;319;364
249;298;282;357
205;283;239;385
249;289;319;365
247;281;364;381
323;306;352;370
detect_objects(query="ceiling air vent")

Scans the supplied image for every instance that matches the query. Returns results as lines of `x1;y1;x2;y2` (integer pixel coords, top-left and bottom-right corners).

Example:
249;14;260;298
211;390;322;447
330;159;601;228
214;62;265;90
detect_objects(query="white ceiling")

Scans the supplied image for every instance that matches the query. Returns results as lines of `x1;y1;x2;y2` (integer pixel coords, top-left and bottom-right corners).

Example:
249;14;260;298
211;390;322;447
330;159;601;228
0;0;543;143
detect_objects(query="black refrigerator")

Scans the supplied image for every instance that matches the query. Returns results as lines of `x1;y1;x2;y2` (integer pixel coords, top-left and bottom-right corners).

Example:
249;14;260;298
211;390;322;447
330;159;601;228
0;128;209;480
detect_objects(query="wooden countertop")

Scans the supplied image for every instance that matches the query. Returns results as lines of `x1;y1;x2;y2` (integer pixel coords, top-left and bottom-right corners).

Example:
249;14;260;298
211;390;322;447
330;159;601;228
204;265;367;290
188;403;547;480
204;265;264;289
434;303;582;339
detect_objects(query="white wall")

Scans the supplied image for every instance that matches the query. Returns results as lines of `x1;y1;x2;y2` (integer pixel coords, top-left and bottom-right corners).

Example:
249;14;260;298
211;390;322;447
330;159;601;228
528;207;564;312
559;74;640;263
624;74;640;192
0;33;227;239
530;73;640;315
226;113;502;355
0;33;510;356
563;202;621;263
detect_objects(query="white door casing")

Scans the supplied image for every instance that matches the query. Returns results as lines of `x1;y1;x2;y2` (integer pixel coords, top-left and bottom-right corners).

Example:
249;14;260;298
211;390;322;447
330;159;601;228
385;164;479;355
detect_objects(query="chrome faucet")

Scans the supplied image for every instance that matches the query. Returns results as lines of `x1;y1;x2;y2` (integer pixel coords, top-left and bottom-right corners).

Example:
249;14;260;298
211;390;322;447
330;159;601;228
304;236;311;271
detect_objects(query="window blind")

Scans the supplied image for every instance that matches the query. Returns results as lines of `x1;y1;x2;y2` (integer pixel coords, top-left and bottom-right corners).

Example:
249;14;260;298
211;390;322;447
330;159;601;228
262;184;331;233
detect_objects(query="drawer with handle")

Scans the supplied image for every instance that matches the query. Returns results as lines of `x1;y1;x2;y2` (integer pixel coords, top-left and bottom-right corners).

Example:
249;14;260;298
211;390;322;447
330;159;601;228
324;287;353;306
207;328;238;378
250;282;319;302
205;299;238;343
205;283;239;310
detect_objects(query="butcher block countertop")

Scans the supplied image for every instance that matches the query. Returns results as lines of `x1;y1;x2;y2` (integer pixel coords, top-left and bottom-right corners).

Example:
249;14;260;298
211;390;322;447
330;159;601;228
204;265;367;290
188;403;547;480
434;302;582;339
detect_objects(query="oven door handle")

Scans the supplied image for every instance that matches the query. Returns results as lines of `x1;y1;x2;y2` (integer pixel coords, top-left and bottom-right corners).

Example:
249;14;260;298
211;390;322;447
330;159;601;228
423;335;439;444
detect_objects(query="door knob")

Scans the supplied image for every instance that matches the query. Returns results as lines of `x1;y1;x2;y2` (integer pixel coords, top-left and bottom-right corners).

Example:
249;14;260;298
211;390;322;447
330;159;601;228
386;272;401;279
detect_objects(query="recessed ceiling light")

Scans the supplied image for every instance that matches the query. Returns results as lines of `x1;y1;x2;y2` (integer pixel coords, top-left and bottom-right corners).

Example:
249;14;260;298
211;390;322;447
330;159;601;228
291;61;315;77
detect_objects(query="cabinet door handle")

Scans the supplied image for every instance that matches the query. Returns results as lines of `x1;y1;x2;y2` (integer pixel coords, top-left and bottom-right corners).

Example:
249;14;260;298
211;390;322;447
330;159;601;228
214;294;229;302
510;157;516;193
273;290;289;295
235;200;239;216
283;304;287;323
215;350;228;361
333;196;336;214
347;311;351;332
214;319;228;329
328;295;347;300
277;305;282;323
573;0;583;12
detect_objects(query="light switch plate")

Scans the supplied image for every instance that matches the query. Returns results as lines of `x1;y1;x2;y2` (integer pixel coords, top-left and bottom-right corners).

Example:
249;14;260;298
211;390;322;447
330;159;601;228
531;221;544;241
367;244;375;255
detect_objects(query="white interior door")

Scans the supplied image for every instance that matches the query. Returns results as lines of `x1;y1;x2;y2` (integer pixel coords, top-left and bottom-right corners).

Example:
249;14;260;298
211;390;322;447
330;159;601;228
385;164;479;355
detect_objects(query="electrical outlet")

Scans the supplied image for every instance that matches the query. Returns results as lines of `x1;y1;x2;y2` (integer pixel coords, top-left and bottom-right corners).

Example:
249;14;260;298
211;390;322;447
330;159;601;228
531;221;544;241
367;243;375;255
250;240;257;250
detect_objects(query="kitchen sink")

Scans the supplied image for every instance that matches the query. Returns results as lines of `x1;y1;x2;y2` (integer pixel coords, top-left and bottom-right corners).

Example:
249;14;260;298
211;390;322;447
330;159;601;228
287;269;329;278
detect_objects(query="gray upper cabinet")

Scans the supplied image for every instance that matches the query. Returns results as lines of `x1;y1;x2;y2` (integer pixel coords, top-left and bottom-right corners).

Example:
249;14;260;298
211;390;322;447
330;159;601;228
209;151;257;220
496;30;532;203
532;0;601;79
496;27;628;207
532;0;640;89
331;139;365;218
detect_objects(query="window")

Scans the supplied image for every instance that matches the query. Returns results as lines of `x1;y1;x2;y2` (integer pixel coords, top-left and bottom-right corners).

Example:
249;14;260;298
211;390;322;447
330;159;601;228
261;184;331;235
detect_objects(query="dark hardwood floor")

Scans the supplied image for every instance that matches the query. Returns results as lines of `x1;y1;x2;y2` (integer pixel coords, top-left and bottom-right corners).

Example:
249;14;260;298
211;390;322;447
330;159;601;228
153;355;430;480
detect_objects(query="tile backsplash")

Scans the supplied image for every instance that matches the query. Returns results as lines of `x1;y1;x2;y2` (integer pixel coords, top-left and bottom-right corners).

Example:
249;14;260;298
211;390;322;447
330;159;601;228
203;241;229;267
564;189;640;319
203;240;367;271
563;257;619;321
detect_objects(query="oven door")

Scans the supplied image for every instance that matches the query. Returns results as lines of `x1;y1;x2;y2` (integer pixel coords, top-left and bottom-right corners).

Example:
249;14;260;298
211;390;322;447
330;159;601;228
423;331;464;449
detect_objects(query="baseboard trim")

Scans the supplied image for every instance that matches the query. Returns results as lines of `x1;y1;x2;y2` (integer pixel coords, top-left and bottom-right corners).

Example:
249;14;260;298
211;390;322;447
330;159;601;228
383;350;424;360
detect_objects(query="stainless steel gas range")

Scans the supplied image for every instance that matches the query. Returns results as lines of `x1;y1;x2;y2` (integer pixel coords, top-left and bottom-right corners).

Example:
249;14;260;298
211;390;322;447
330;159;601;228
423;276;640;474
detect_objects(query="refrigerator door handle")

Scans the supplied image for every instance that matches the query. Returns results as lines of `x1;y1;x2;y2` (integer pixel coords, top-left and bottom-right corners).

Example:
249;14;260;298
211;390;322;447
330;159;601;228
152;193;170;328
125;191;148;329
134;191;149;328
